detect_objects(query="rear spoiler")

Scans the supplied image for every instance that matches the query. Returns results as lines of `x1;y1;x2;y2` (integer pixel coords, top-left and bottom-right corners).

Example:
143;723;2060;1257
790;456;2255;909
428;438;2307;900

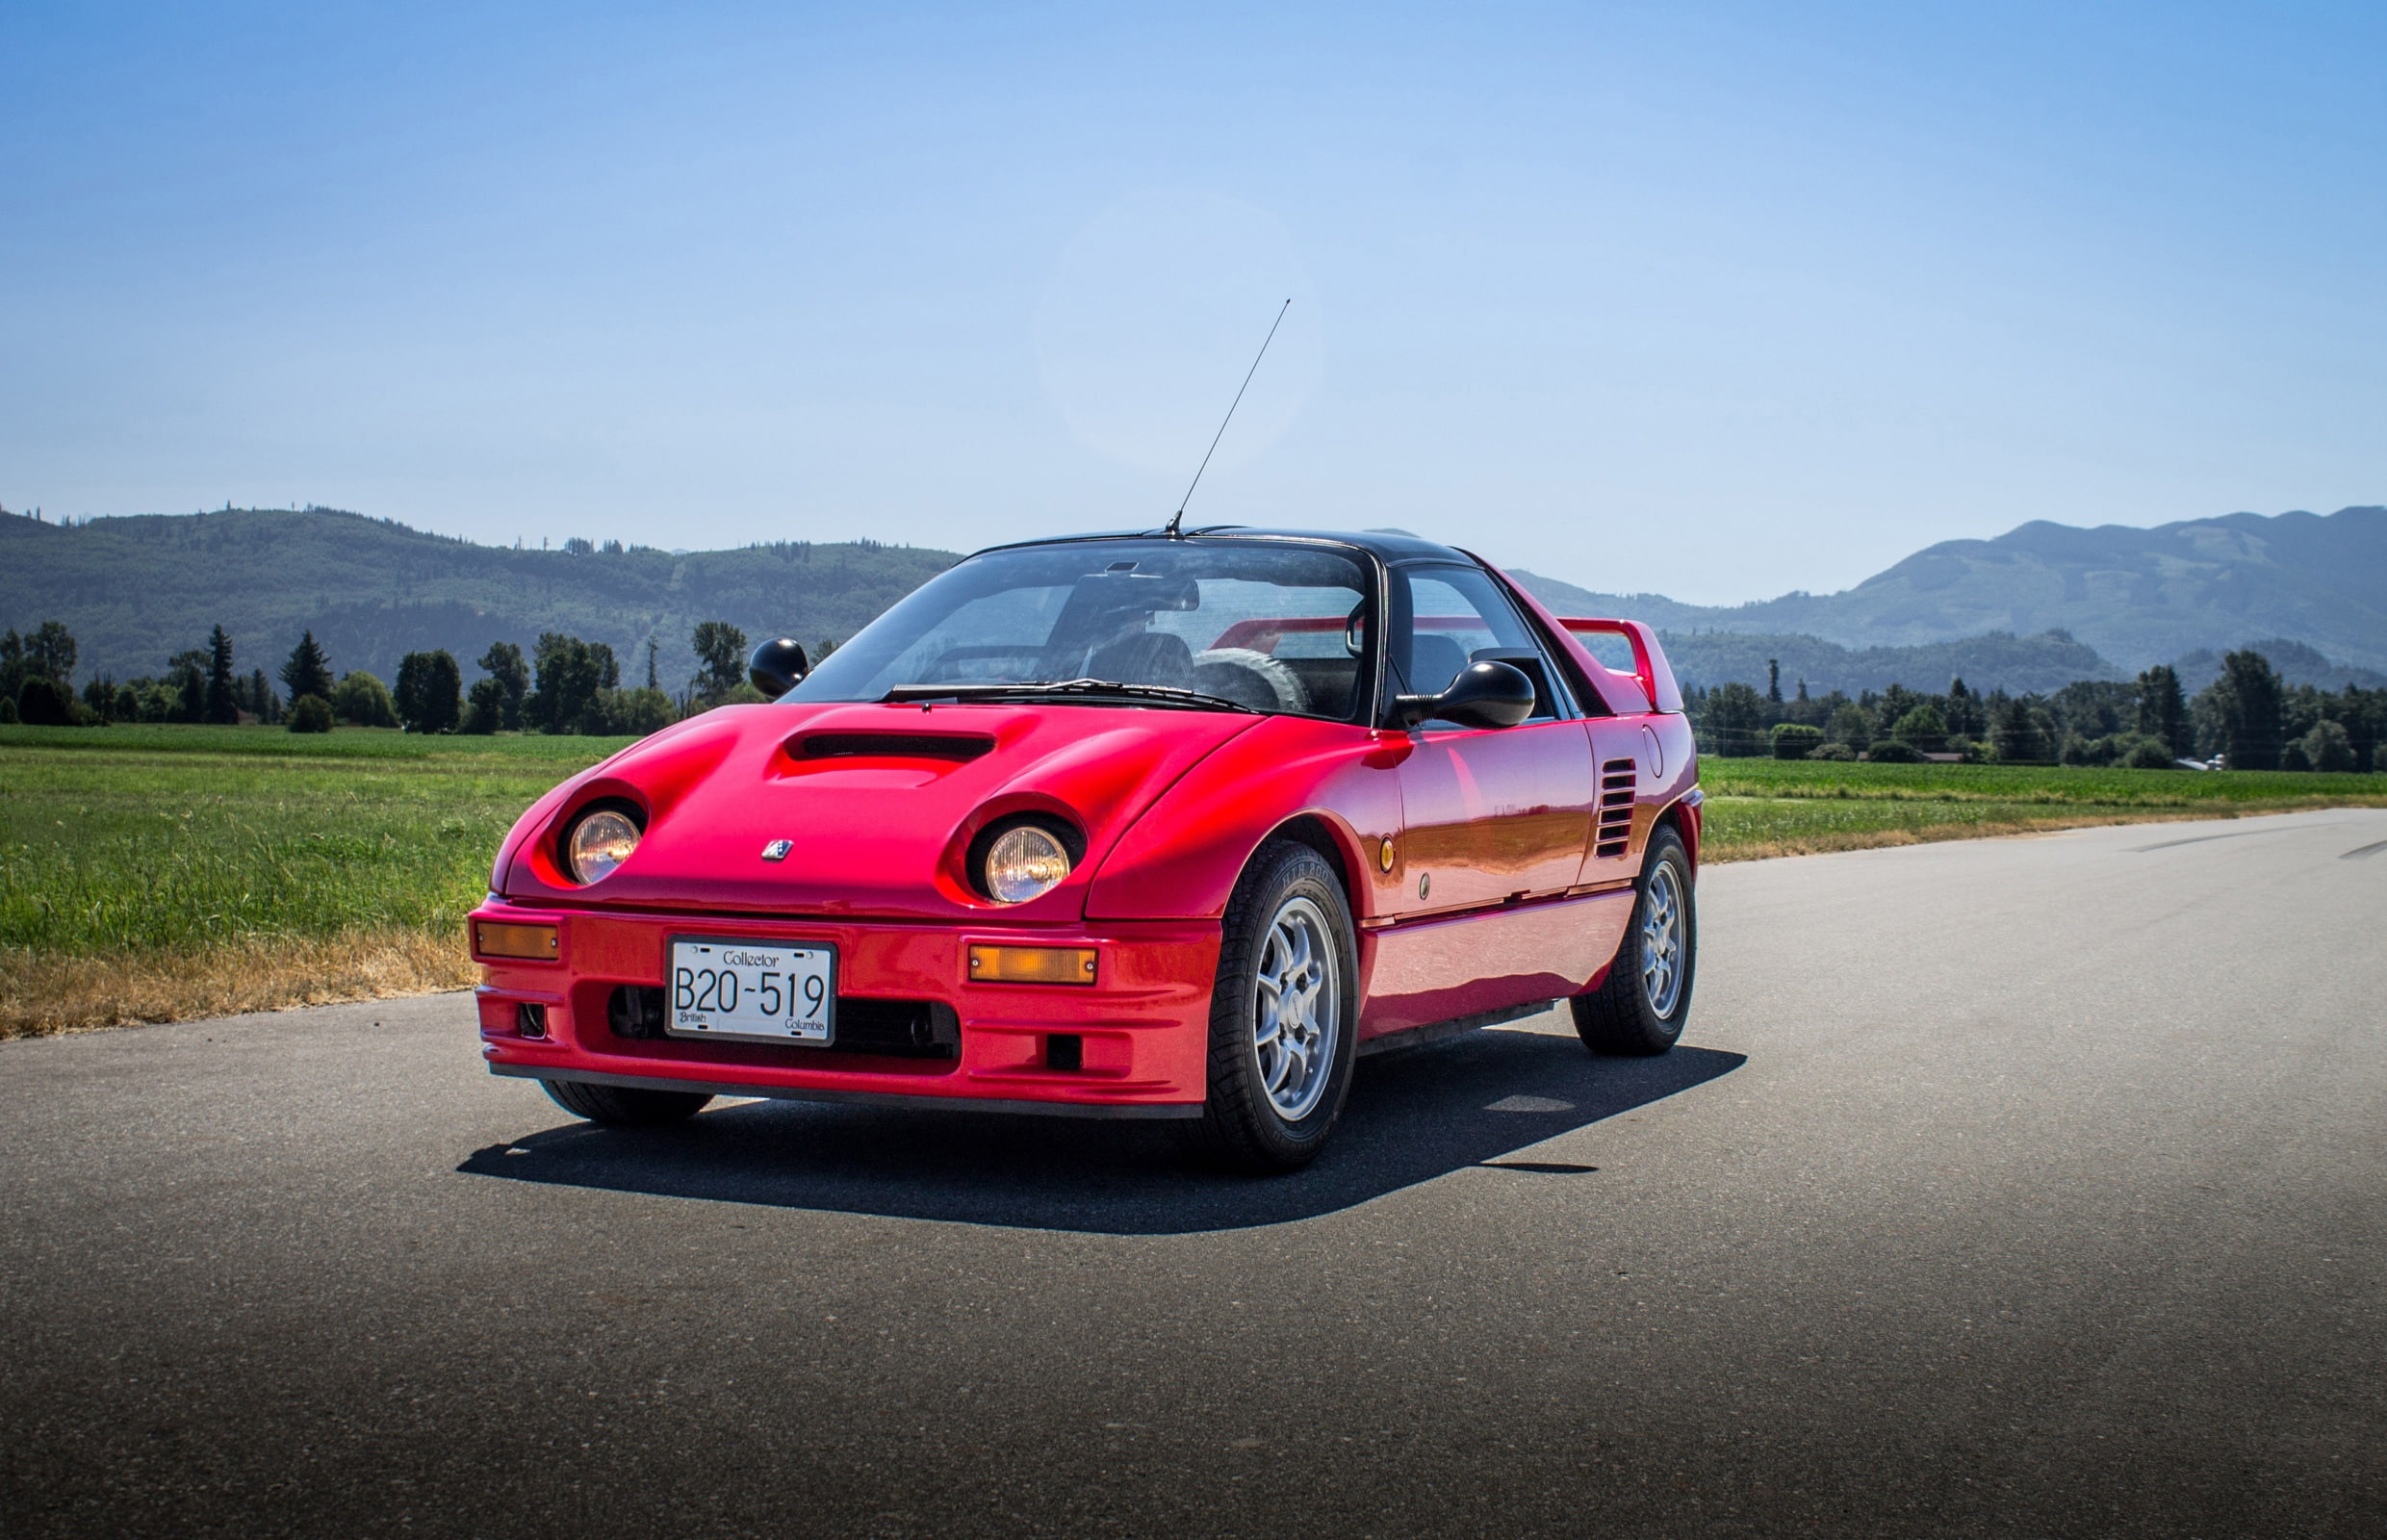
1470;553;1685;715
1553;618;1682;714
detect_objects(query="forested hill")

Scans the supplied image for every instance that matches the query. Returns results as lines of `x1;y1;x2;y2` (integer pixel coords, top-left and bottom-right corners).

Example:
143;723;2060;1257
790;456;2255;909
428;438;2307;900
1515;504;2387;676
0;508;960;688
7;502;2382;700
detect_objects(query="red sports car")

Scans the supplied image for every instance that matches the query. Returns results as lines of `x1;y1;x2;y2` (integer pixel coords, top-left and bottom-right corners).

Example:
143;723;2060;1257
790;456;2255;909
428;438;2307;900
470;528;1700;1170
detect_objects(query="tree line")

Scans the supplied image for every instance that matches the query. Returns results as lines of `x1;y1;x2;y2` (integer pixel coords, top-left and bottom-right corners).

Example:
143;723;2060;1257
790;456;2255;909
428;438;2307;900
0;620;837;736
1685;650;2386;772
14;616;2375;772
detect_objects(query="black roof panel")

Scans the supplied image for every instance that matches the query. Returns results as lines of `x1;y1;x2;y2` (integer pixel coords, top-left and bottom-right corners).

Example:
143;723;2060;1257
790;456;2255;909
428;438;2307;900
975;525;1475;566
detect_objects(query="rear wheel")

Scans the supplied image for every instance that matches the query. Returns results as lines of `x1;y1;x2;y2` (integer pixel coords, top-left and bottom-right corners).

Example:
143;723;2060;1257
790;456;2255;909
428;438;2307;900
1187;842;1358;1172
1572;825;1695;1056
540;1077;713;1127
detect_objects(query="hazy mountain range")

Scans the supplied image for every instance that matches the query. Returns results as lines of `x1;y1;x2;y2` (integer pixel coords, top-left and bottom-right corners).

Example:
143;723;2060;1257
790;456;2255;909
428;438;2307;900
1511;504;2387;690
3;503;2380;699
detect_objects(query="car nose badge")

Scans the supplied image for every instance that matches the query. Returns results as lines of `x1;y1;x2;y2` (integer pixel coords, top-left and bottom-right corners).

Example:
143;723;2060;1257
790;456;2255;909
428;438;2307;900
760;839;794;861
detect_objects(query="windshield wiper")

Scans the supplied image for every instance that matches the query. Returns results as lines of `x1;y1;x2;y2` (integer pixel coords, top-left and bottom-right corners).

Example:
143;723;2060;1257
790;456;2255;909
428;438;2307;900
882;678;1262;713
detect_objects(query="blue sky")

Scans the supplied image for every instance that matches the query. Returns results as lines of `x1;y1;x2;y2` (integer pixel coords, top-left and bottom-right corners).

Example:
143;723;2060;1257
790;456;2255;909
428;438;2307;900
3;1;2381;603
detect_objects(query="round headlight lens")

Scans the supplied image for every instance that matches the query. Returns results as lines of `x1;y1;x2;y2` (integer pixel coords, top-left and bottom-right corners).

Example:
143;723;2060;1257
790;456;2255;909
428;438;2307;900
984;824;1071;904
566;808;641;884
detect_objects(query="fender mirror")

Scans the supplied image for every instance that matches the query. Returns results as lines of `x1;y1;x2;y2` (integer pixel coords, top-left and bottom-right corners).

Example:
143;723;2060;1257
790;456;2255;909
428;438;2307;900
1395;658;1535;731
747;638;810;700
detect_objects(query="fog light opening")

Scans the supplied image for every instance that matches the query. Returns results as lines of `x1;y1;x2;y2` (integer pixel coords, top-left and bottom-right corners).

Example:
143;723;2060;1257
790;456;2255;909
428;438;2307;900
606;985;667;1040
1044;1034;1083;1072
516;1002;548;1039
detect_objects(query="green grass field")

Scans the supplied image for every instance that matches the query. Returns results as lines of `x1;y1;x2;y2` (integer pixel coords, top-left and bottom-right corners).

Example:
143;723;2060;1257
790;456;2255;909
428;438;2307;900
1698;756;2387;856
4;722;2384;1035
0;726;630;1034
0;726;628;956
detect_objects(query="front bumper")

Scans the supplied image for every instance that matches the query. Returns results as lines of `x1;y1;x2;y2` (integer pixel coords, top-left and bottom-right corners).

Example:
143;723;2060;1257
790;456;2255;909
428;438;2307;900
469;901;1219;1116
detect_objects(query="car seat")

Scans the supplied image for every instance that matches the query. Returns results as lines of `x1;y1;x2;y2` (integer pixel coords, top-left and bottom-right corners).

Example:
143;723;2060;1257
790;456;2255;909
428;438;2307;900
1191;647;1311;712
1085;630;1196;689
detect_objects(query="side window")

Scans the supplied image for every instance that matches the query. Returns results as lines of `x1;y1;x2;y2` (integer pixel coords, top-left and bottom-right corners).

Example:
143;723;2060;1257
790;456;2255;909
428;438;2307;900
1394;566;1574;726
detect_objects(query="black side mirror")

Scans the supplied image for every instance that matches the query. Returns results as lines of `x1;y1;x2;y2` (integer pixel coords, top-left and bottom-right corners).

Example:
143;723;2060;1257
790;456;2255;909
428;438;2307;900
1395;659;1535;731
748;638;810;700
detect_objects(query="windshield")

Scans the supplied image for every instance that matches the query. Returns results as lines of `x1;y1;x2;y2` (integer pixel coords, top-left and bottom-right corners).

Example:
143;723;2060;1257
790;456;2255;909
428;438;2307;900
791;538;1375;719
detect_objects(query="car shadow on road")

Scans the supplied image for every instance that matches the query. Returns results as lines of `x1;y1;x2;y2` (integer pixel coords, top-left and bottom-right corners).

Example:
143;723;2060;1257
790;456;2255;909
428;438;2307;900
456;1028;1745;1235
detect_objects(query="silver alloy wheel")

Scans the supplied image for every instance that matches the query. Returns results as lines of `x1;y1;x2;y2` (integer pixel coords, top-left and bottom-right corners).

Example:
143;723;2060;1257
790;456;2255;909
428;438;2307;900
1639;860;1685;1017
1252;894;1342;1120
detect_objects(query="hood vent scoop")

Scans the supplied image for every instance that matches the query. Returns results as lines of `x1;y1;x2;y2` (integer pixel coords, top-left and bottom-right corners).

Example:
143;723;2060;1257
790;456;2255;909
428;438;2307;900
794;732;995;763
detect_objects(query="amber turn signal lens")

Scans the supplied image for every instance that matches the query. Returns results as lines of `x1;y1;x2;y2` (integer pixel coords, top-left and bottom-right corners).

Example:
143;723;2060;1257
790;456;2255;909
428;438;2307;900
475;921;559;961
967;944;1096;985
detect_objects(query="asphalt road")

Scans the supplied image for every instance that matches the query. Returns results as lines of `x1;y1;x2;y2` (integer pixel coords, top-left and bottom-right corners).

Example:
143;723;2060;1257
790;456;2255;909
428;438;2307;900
6;810;2384;1539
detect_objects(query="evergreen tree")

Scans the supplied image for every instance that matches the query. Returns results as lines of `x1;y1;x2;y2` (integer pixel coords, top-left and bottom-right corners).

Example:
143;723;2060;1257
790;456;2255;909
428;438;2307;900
1702;681;1767;757
1991;695;2047;762
167;649;208;723
476;641;530;731
203;625;239;724
2203;651;2285;770
2300;719;2356;774
2341;685;2383;768
462;677;508;733
645;638;660;690
16;676;73;726
690;621;749;701
424;651;462;732
1945;678;1987;738
2135;664;2190;757
395;653;428;730
247;667;277;724
1765;658;1782;706
0;621;78;704
525;633;619;733
281;630;333;706
395;651;464;733
27;621;76;686
1826;702;1874;752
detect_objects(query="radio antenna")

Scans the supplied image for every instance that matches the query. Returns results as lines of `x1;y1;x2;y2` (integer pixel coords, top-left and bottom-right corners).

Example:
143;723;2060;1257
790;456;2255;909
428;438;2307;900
1166;297;1291;537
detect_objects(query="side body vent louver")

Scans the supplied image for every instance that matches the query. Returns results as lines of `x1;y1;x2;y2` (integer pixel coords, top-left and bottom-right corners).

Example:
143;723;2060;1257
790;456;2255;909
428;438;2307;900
1595;757;1635;860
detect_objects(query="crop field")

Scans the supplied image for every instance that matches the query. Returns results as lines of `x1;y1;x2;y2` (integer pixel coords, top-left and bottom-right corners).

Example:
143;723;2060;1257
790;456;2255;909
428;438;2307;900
1697;756;2387;858
5;723;2384;1036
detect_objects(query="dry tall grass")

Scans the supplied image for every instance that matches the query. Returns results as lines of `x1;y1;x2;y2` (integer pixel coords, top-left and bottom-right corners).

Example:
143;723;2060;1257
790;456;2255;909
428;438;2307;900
1;926;476;1039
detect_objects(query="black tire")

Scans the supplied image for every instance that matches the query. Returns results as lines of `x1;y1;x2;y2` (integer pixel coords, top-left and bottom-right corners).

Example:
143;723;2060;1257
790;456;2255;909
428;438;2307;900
1185;841;1360;1173
1572;825;1696;1056
540;1077;713;1127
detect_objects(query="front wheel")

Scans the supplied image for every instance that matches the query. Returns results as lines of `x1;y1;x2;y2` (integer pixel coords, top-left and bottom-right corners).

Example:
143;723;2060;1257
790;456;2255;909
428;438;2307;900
1186;841;1359;1173
541;1077;713;1127
1572;825;1696;1056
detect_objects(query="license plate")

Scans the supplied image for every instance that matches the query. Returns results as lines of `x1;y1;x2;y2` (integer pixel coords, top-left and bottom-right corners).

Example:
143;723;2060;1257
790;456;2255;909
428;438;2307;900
666;937;835;1045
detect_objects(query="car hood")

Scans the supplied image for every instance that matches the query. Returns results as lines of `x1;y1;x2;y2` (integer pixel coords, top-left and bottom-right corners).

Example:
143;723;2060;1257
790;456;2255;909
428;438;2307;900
499;701;1264;922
